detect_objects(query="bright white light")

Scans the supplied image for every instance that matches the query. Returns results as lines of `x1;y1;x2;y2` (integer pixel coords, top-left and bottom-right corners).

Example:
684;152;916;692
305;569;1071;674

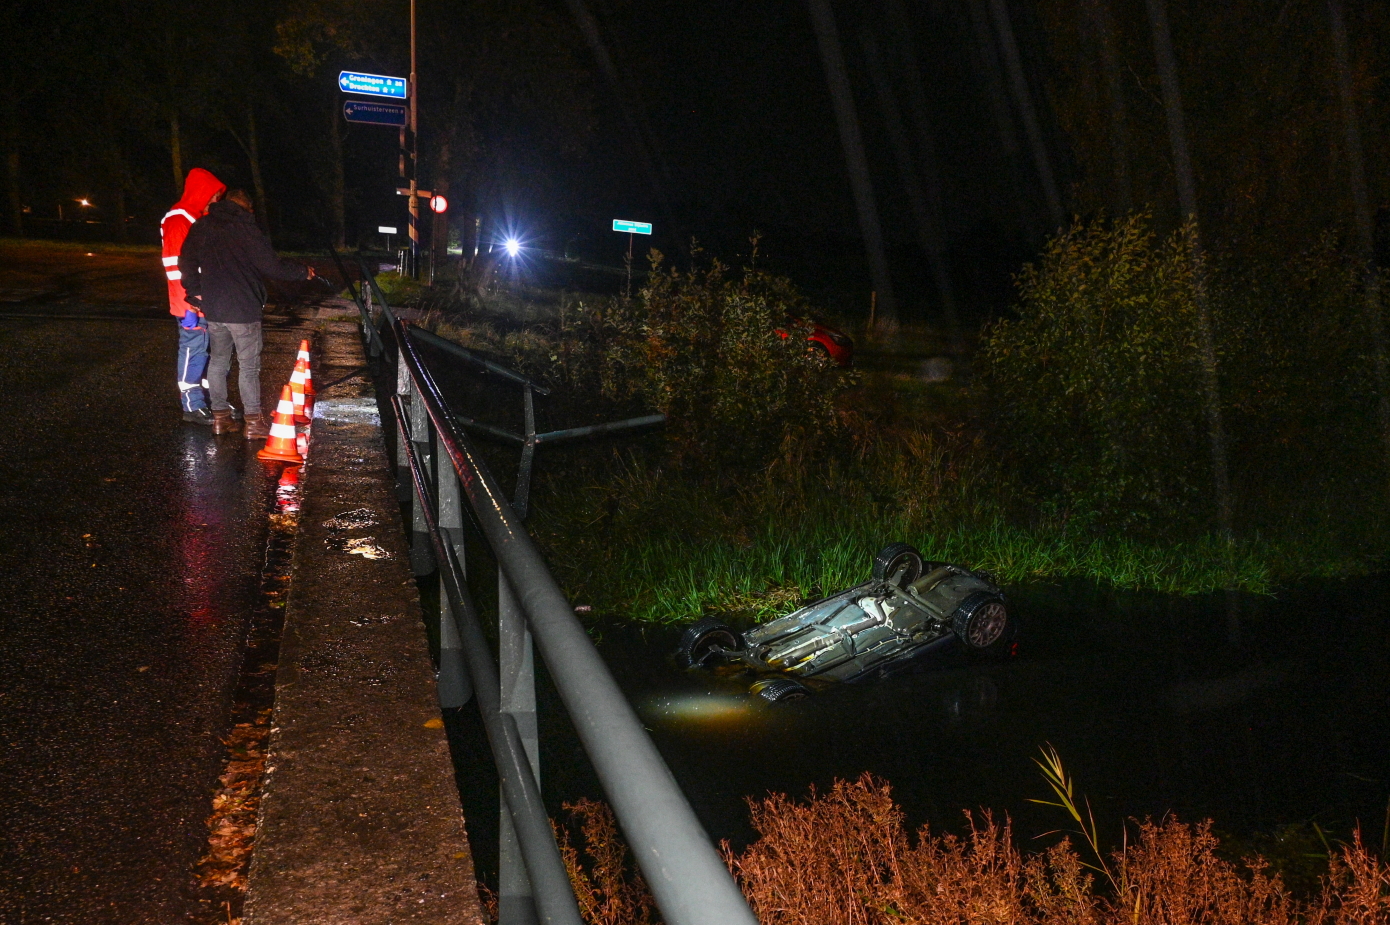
78;198;91;207
504;238;521;257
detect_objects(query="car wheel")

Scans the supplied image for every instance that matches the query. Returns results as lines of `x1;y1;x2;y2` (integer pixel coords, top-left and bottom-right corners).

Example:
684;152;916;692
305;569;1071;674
752;678;810;703
872;542;924;584
951;592;1014;653
676;617;741;669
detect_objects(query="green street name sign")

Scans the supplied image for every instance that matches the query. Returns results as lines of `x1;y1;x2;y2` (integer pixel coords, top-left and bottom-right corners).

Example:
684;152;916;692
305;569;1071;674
612;219;652;234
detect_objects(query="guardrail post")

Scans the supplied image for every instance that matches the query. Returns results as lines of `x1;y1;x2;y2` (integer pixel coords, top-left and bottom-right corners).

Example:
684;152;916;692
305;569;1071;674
394;358;414;504
498;570;539;925
435;448;472;709
513;386;537;521
363;276;382;357
409;385;437;577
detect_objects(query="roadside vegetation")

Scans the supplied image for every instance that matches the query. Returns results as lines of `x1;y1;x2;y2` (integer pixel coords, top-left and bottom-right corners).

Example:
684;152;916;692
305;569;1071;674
416;216;1390;624
532;768;1390;925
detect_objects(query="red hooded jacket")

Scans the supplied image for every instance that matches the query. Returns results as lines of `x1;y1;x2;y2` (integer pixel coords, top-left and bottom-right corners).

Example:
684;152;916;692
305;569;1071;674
160;168;227;318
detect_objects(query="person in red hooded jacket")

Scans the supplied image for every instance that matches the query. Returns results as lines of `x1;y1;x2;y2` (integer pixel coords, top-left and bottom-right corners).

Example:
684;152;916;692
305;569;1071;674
161;168;227;425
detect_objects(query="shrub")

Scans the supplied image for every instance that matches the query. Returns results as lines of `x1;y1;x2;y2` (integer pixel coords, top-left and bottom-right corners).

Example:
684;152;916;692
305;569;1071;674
976;214;1214;531
530;773;1390;925
597;246;853;467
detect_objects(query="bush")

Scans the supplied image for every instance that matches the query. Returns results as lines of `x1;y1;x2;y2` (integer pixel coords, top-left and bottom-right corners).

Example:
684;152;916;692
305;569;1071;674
530;774;1390;925
977;215;1219;531
596;246;853;467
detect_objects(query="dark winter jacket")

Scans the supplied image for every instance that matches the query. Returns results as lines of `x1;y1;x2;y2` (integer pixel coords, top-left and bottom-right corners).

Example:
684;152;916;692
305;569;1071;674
179;200;308;324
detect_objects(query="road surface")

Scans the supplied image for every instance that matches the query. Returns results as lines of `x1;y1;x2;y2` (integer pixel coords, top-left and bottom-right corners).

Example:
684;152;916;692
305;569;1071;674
0;241;313;924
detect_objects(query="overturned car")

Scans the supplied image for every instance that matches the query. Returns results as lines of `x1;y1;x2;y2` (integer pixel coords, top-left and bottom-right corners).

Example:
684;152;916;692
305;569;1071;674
675;543;1015;702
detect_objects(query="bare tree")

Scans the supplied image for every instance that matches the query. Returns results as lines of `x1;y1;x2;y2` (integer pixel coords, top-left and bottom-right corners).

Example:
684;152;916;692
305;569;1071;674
1326;0;1390;491
860;27;957;337
806;0;898;330
1081;0;1131;212
1144;0;1233;542
988;0;1064;230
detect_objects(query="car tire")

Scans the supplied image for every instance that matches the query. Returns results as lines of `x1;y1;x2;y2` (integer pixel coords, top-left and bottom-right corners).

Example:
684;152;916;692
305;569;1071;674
753;678;810;703
951;591;1014;654
872;543;924;584
676;617;741;669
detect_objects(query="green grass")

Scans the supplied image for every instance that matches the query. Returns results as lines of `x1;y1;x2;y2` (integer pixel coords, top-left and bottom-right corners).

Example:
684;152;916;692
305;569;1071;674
527;443;1333;625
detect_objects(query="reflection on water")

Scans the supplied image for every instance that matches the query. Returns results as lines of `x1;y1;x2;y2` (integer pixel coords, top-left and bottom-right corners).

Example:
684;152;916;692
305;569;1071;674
527;578;1390;856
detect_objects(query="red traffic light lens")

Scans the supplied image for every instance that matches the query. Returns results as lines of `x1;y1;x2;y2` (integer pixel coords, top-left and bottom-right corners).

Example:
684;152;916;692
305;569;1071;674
429;194;448;214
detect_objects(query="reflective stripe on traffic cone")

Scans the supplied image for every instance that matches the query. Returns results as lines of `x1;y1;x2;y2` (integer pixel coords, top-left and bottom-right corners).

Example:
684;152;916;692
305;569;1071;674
289;359;311;425
257;385;305;463
301;358;316;410
296;338;316;417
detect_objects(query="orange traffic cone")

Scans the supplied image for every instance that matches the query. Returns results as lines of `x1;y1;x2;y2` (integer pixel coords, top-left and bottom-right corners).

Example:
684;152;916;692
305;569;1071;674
289;358;311;424
257;385;304;463
296;338;316;416
301;358;316;408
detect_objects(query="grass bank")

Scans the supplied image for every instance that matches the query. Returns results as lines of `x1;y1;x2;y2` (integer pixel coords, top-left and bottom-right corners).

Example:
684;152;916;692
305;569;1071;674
527;434;1385;625
418;225;1390;624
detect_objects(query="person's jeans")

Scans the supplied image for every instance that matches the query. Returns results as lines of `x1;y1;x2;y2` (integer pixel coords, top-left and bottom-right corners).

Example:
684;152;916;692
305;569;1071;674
207;321;263;416
176;321;209;412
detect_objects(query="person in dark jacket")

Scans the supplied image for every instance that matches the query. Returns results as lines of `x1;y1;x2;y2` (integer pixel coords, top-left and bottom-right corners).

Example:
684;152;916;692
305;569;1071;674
179;190;314;437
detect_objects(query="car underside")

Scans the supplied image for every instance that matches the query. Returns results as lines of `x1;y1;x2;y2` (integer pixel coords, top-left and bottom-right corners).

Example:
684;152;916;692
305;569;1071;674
676;543;1015;702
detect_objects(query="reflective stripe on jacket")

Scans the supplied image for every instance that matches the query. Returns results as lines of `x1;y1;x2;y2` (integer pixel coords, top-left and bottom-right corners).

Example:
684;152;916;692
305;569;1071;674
160;170;226;317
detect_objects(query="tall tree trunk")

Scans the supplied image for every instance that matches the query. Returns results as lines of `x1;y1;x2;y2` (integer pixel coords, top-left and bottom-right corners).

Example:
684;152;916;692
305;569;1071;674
988;0;1064;229
806;0;898;329
963;0;1039;242
1085;0;1132;213
861;29;957;338
4;130;21;236
245;104;270;237
328;99;346;250
1145;0;1234;543
563;0;681;242
1327;0;1390;490
879;0;960;342
170;112;184;193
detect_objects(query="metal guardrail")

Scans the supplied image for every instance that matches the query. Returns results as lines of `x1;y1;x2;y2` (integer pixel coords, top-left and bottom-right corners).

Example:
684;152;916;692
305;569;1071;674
340;256;757;925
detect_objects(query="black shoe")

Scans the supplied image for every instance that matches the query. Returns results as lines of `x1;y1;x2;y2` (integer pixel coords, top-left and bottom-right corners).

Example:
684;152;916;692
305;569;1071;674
182;407;214;426
226;404;244;421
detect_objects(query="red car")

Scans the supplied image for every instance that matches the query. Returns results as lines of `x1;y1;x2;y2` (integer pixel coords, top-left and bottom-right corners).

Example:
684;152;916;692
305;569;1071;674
778;317;854;367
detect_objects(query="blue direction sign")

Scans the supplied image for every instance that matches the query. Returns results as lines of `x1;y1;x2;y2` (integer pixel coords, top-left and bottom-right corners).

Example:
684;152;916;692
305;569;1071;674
612;219;652;234
338;70;408;99
343;100;407;126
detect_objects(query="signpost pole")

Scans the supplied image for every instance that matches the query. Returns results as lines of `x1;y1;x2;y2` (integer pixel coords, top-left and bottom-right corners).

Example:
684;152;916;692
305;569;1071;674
612;219;652;299
625;232;633;299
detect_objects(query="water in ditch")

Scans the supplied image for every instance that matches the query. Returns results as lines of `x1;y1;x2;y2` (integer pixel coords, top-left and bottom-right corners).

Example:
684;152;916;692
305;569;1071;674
444;574;1390;885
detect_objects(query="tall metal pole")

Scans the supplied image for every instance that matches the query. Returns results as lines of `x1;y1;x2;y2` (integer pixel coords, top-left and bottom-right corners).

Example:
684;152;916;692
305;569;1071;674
408;0;420;279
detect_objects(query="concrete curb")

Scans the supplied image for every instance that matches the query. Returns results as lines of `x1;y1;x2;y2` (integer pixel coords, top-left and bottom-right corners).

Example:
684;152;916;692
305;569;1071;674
244;324;483;925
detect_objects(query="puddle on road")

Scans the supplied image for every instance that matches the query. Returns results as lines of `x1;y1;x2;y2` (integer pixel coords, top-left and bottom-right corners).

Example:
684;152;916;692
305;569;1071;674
445;576;1390;882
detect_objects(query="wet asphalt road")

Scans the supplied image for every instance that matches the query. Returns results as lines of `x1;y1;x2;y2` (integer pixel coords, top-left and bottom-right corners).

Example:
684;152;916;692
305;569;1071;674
0;254;304;922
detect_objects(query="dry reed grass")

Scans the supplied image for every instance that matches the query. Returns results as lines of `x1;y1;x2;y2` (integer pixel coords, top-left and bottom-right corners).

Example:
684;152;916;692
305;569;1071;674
520;774;1389;925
